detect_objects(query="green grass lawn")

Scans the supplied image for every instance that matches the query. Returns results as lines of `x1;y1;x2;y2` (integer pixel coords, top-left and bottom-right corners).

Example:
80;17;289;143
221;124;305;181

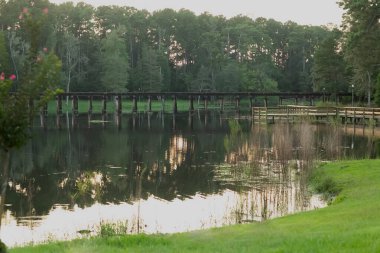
9;160;380;253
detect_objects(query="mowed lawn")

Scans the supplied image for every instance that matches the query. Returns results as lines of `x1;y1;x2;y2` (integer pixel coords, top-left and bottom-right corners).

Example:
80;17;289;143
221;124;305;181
10;160;380;253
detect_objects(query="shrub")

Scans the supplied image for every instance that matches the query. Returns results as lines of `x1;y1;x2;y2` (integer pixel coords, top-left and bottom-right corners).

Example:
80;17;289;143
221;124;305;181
309;167;341;203
0;240;7;253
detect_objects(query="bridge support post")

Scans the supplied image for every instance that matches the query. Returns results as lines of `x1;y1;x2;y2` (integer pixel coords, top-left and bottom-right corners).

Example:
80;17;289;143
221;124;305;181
235;96;240;112
132;96;138;113
189;95;194;111
88;96;93;114
220;97;224;112
43;103;48;116
173;96;178;114
56;95;62;115
147;96;152;112
264;97;268;108
250;96;254;108
115;95;122;114
204;96;208;111
40;104;47;128
161;96;165;112
102;95;107;114
72;96;79;116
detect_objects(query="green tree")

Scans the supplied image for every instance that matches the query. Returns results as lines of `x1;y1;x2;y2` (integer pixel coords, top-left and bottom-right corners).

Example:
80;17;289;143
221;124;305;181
339;0;380;106
191;65;212;91
0;31;11;75
375;73;380;106
100;29;129;92
134;44;162;92
312;29;349;93
242;66;278;92
215;61;242;92
0;5;62;238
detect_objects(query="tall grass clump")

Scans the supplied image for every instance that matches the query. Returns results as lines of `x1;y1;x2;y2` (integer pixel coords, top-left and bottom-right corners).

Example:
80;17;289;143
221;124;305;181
272;123;293;168
309;165;341;203
324;123;342;160
99;221;129;237
297;122;316;170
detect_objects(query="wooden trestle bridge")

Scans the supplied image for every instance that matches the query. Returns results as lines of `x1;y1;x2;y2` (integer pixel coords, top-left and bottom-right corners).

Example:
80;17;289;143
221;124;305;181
35;91;380;128
44;91;351;115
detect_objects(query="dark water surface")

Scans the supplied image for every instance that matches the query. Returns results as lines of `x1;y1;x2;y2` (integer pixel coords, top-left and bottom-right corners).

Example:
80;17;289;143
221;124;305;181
1;111;379;247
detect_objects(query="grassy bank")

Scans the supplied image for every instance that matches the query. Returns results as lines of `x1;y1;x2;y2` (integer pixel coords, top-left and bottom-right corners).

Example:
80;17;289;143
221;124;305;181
10;160;380;252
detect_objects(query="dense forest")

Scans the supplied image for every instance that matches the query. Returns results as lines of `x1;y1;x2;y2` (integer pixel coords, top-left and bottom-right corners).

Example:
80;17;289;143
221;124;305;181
0;0;379;102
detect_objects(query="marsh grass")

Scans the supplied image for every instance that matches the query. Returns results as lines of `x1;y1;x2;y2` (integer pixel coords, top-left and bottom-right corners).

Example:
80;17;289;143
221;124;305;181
324;124;343;160
272;123;293;166
297;122;315;169
99;221;129;237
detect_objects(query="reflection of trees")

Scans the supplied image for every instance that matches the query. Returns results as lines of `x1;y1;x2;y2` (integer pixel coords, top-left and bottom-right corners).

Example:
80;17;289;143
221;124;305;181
4;116;228;218
3;114;379;224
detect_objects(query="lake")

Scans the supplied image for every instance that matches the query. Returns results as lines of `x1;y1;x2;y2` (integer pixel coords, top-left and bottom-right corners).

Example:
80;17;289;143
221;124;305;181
1;111;379;247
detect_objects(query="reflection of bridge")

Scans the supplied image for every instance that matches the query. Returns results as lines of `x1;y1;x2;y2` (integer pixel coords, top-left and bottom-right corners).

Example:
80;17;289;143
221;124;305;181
47;92;351;115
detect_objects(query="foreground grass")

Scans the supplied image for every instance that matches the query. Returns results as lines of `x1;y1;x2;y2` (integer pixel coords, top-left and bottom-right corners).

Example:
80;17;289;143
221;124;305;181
11;160;380;253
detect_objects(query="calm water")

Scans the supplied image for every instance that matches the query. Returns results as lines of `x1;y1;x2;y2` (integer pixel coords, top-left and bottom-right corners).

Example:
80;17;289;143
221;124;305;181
1;111;379;247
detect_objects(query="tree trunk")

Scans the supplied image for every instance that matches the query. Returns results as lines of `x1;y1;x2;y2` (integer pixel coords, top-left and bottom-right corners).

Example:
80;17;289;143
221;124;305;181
367;71;371;107
0;151;10;229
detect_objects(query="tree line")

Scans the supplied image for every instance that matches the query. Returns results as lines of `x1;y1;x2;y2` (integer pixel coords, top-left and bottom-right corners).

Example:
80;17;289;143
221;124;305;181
0;0;379;103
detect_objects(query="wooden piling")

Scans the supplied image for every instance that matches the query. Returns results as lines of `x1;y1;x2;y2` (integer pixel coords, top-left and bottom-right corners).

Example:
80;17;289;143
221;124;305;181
56;95;62;115
88;96;93;114
72;96;79;116
161;96;165;112
147;96;152;112
173;96;178;114
235;96;240;112
132;96;138;113
102;95;107;114
115;95;122;114
189;95;194;111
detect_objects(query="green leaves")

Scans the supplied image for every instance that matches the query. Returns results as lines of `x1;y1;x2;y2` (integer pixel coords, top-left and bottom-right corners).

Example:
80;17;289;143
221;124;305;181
311;30;349;93
0;3;62;153
100;29;129;92
339;0;380;101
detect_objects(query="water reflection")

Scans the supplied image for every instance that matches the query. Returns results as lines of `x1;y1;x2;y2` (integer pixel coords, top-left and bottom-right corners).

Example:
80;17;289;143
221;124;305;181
0;112;379;247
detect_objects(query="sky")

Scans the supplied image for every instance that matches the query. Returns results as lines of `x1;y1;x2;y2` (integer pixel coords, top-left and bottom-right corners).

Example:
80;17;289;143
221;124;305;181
49;0;344;26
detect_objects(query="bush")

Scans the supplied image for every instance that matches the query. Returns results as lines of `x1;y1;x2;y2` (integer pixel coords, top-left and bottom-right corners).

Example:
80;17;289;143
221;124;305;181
0;240;7;253
309;167;341;203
